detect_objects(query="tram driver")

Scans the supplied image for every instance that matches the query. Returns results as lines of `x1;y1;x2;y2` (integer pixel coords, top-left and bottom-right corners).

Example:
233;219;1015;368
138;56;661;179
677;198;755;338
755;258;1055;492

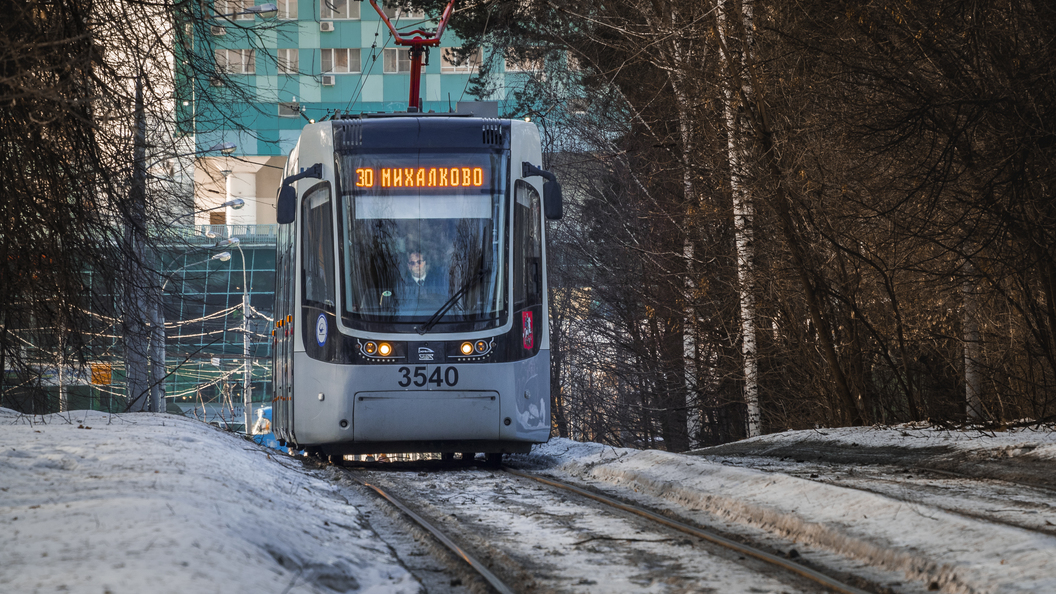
401;250;447;302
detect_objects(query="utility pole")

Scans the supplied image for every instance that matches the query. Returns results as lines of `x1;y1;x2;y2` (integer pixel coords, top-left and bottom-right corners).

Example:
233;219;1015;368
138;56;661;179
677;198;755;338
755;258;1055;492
124;74;151;412
150;272;165;413
243;291;252;433
152;250;233;418
231;239;253;433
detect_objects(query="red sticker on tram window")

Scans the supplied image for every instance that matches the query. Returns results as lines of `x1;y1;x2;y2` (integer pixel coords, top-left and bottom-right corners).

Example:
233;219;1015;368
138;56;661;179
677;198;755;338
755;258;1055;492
522;311;534;350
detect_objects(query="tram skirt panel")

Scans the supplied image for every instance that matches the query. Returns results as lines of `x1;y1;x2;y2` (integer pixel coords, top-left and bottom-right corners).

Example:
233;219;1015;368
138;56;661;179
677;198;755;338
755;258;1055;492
353;391;501;441
291;355;356;445
512;350;550;438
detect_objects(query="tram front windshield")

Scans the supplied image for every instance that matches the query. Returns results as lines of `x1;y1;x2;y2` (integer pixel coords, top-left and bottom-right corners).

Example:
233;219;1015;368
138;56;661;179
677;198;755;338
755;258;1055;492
338;150;506;332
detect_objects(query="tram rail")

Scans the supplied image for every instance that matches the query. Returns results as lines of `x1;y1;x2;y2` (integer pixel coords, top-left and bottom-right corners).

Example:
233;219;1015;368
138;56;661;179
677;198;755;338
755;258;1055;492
504;467;873;594
347;461;877;594
357;478;516;594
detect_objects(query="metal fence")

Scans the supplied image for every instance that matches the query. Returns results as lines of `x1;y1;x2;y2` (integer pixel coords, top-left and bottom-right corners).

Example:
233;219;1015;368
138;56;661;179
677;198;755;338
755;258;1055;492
156;224;278;247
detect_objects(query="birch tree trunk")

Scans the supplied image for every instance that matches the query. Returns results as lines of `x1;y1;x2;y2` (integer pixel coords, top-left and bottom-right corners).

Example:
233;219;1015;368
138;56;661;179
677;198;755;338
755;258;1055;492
640;0;702;448
718;0;761;436
962;264;982;420
671;19;701;448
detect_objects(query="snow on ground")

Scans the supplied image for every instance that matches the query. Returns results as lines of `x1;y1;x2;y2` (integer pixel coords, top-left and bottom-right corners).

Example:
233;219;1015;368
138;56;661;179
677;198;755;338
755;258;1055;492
3;409;1055;594
709;422;1056;461
0;408;417;594
516;426;1056;594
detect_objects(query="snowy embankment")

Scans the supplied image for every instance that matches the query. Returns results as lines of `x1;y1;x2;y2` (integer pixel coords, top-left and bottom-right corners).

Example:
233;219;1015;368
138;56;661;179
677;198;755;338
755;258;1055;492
0;408;417;594
4;407;1055;594
521;429;1056;594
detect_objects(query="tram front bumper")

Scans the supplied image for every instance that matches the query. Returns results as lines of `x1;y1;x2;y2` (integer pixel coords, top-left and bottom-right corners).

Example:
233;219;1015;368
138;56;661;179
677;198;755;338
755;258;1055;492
353;391;501;442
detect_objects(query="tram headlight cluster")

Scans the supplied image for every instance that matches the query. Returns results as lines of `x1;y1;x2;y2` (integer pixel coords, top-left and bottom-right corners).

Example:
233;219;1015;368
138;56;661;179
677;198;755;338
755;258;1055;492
360;339;492;359
362;341;394;357
458;340;492;357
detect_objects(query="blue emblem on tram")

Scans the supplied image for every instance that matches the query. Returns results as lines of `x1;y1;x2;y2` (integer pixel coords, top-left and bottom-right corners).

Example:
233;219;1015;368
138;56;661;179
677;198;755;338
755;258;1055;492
315;314;327;346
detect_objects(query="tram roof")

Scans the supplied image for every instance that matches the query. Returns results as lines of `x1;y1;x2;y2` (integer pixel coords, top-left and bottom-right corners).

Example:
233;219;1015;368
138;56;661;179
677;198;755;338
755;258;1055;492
331;113;512;151
338;111;476;119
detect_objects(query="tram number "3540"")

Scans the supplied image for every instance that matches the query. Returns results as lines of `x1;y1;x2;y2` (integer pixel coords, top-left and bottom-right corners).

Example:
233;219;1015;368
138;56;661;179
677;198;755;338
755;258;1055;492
397;366;459;387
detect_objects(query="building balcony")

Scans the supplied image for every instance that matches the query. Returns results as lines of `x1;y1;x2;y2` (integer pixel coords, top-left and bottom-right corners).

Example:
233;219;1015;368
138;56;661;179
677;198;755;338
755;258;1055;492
155;224;278;247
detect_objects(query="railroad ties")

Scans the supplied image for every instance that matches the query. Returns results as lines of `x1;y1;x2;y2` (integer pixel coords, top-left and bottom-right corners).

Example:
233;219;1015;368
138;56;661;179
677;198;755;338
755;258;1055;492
341;461;874;594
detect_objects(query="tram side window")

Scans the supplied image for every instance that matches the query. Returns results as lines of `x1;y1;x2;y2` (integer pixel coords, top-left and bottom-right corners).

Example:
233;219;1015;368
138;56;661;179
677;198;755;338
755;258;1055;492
513;180;542;311
302;185;335;309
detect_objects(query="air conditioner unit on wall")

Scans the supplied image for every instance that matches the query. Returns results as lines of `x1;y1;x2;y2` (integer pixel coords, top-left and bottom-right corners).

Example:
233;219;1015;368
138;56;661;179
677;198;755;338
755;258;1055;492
319;21;334;32
321;75;335;86
210;25;226;35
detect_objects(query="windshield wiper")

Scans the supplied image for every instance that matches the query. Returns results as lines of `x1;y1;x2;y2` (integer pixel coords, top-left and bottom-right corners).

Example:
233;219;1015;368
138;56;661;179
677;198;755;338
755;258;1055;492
416;268;490;335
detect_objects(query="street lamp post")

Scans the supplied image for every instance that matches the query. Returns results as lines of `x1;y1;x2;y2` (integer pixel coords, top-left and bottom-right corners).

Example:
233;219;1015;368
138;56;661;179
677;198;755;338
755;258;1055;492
150;251;232;414
160;196;245;233
147;200;242;415
148;196;244;414
227;238;255;434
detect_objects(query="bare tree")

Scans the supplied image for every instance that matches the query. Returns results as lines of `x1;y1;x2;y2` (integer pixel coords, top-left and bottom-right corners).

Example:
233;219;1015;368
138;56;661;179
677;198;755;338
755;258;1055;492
1;0;283;414
400;0;1056;442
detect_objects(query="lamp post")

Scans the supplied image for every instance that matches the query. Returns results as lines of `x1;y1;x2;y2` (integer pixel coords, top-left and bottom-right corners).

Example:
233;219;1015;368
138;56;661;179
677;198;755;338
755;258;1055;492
147;142;238;236
211;142;238;155
161;197;245;232
226;237;256;434
147;180;243;413
150;251;232;414
149;199;243;414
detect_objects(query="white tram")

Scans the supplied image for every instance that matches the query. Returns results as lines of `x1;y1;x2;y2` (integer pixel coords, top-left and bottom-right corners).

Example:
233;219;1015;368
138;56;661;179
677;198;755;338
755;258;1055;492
271;113;562;462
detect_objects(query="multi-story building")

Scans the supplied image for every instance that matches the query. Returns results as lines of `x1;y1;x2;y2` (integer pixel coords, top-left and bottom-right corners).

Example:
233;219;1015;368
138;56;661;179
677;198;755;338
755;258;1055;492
181;0;504;230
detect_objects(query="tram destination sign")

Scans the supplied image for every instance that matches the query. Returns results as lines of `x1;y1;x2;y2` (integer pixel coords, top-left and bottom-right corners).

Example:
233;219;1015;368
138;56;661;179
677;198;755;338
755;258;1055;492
355;166;486;189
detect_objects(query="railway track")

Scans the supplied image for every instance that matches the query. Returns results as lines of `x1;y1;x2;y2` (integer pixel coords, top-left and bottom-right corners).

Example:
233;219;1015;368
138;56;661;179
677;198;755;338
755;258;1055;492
807;466;1056;538
706;454;1056;538
341;462;877;594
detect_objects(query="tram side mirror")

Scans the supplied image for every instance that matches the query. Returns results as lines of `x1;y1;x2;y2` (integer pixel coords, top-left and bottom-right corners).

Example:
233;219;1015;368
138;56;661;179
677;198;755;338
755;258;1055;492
522;161;563;220
543;179;563;220
276;185;297;225
275;163;324;225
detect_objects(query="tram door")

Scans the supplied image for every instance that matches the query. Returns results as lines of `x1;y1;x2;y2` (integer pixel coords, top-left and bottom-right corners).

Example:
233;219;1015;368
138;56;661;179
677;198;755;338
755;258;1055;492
513;180;543;353
273;215;296;441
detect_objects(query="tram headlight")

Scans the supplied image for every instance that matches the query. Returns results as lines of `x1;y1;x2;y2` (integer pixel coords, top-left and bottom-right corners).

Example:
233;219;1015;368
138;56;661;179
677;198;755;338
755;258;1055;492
460;341;474;355
364;341;377;355
378;342;393;357
475;340;488;353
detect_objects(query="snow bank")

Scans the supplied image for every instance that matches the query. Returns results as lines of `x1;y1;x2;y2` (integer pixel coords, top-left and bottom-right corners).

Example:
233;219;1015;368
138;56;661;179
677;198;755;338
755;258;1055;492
5;407;1053;594
0;409;418;594
526;432;1056;594
729;423;1056;461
